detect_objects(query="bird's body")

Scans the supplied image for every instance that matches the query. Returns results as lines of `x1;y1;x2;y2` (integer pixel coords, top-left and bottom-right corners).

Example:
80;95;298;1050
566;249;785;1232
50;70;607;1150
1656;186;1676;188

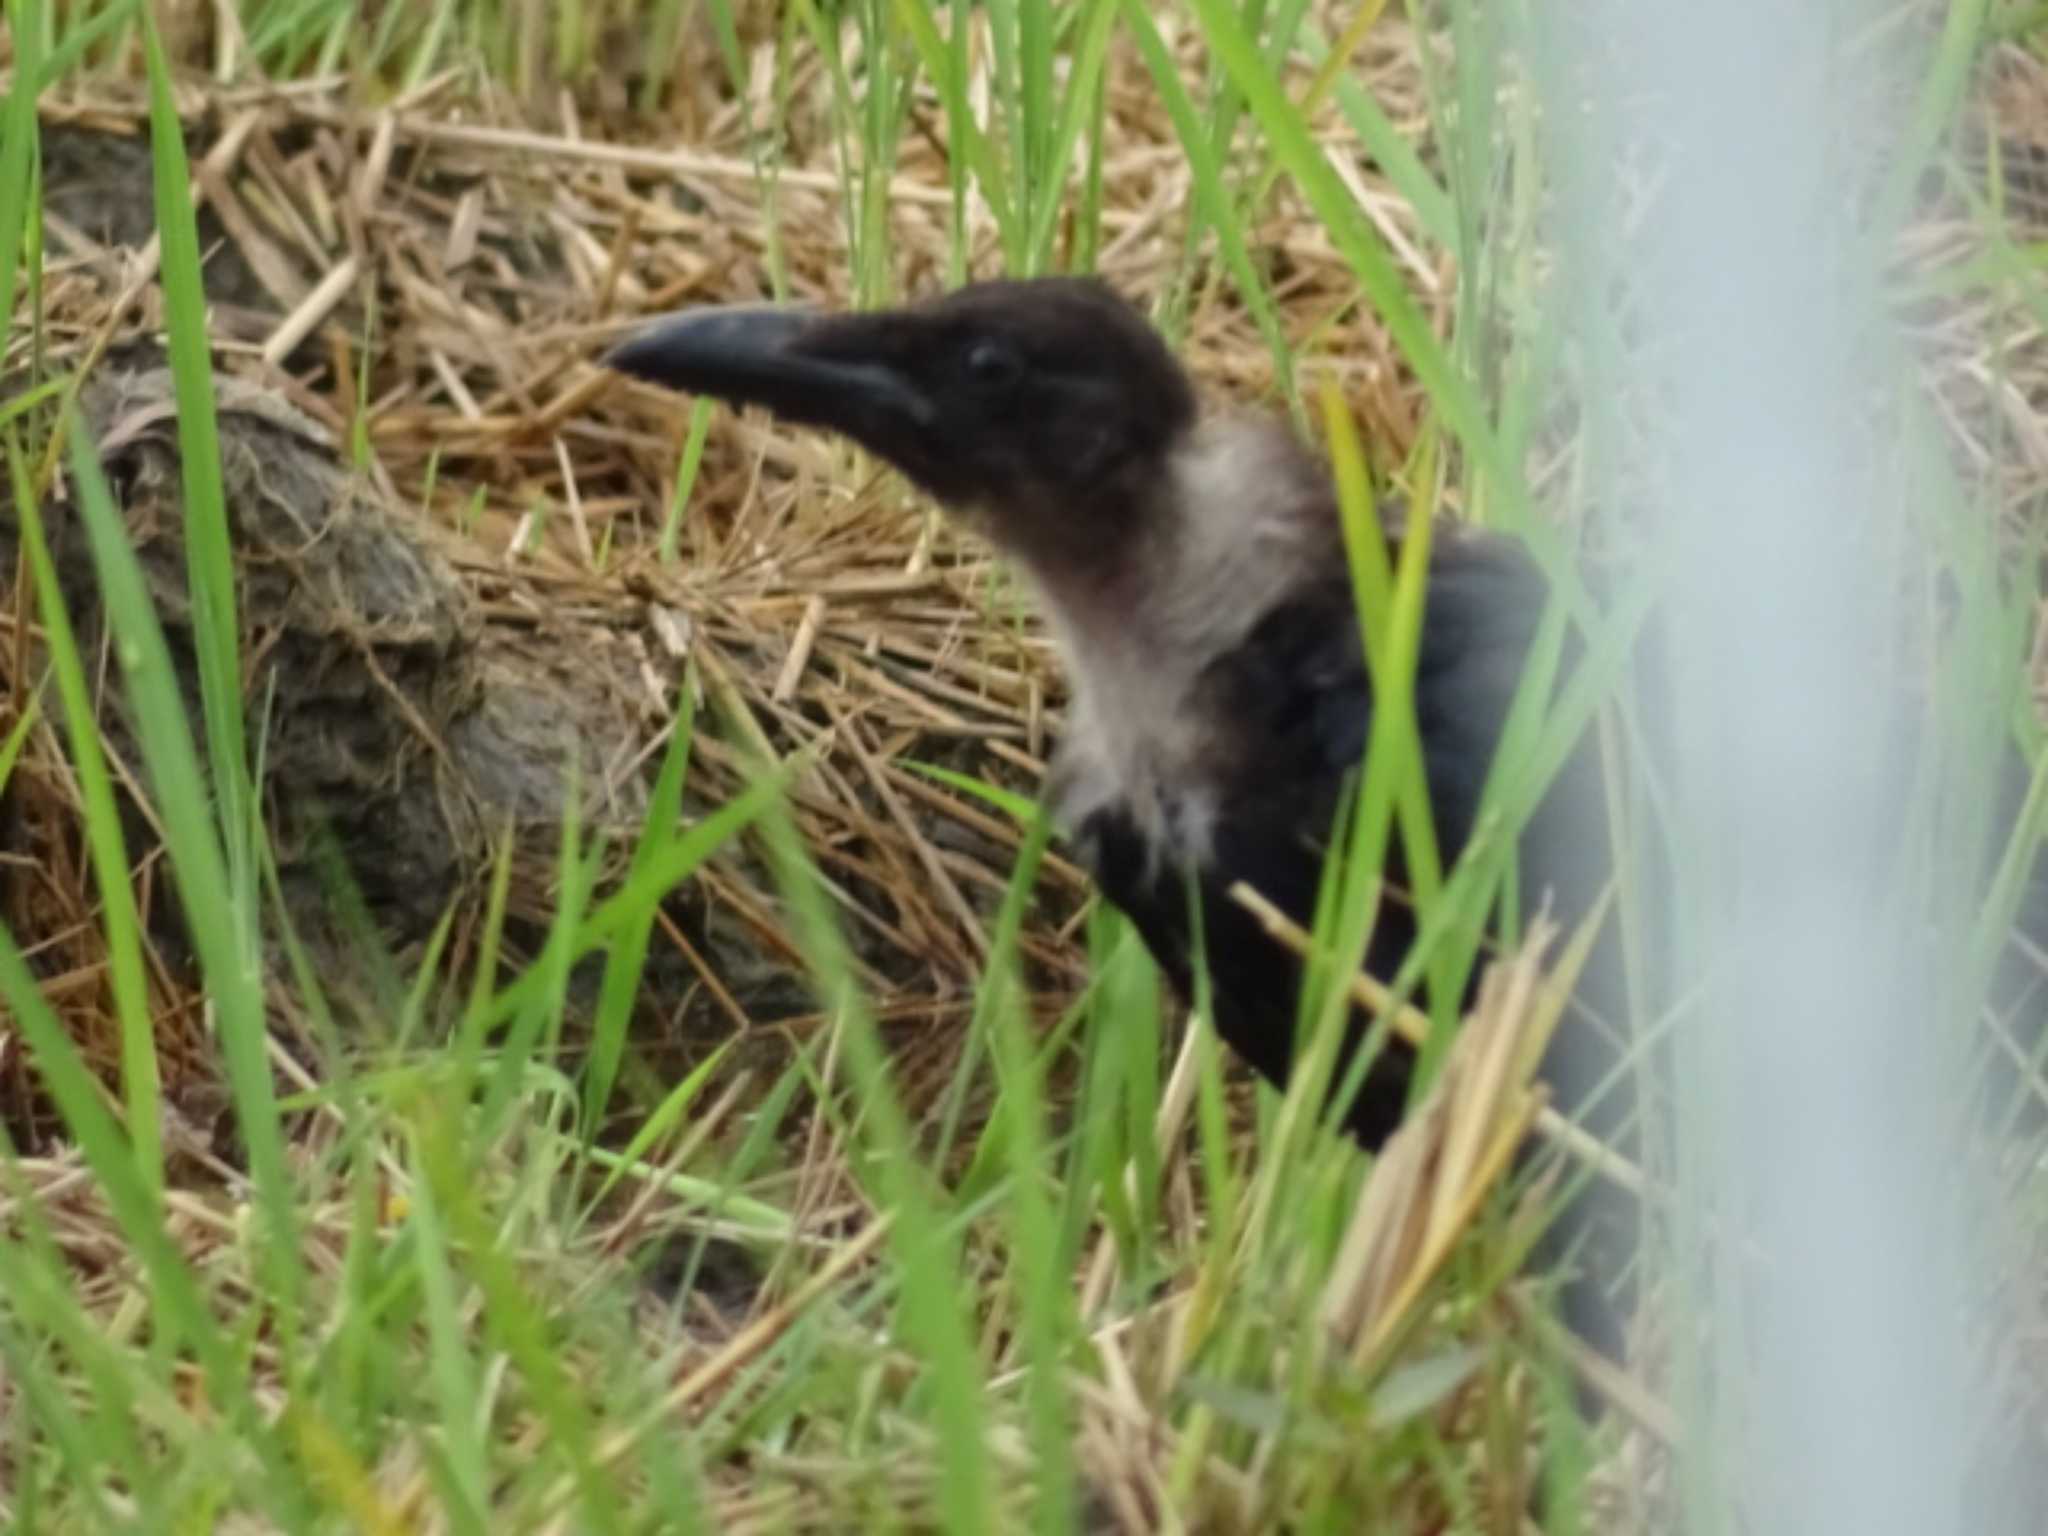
1035;414;1330;871
606;277;1646;1361
1036;413;1624;1143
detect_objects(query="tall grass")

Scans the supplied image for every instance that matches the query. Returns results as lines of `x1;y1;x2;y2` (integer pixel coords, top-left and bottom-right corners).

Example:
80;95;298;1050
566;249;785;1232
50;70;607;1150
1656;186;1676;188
0;0;2038;1530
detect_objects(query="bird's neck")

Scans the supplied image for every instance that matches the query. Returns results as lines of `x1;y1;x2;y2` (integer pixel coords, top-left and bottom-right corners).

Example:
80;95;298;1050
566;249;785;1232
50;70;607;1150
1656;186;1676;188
1016;413;1341;856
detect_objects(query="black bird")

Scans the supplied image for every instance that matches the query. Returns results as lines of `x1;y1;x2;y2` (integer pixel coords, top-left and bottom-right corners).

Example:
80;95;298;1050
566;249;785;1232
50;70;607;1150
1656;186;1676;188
605;276;1650;1364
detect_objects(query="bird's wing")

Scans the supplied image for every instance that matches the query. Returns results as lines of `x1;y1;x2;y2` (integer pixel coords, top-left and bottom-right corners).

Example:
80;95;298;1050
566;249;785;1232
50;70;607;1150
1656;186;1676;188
1206;529;1556;872
1067;526;1561;1146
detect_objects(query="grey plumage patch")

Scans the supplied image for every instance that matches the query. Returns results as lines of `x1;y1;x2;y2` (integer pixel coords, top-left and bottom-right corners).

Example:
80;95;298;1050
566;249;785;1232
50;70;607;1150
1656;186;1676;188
1016;413;1340;869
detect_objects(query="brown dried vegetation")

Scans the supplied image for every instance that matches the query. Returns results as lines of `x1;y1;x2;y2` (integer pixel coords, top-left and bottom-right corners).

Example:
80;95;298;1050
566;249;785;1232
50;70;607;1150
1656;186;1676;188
2;8;2047;1528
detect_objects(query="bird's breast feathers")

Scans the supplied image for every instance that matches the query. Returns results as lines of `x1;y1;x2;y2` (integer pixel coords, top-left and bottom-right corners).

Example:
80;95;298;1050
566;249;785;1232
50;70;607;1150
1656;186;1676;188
1033;416;1343;877
1047;673;1224;871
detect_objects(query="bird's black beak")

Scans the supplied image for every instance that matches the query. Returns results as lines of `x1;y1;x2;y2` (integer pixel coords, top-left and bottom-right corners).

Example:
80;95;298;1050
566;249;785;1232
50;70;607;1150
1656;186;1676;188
604;305;937;443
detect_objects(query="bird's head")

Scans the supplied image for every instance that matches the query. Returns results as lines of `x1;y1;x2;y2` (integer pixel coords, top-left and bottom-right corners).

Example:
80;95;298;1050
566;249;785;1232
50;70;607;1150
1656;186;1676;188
606;276;1198;566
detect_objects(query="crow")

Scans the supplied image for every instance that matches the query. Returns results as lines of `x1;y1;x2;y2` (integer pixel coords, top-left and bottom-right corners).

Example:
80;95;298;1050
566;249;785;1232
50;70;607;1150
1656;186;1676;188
603;275;1670;1370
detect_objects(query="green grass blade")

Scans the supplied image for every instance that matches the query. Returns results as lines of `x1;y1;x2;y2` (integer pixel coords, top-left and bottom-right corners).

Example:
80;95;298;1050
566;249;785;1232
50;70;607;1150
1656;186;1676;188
583;682;698;1136
62;417;304;1327
1122;0;1294;400
1023;0;1116;273
139;8;253;878
1180;0;1515;506
0;920;306;1510
408;1089;626;1534
7;433;161;1192
1874;0;1991;233
0;0;45;363
894;0;1021;266
658;399;716;564
743;770;995;1535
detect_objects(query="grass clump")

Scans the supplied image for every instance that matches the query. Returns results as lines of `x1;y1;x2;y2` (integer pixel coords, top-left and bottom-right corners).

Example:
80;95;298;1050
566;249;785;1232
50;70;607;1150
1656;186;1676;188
0;0;2043;1530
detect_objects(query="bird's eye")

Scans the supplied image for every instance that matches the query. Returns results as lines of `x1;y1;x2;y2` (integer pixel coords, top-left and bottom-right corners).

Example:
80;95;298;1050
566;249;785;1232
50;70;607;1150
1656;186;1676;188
965;340;1022;388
